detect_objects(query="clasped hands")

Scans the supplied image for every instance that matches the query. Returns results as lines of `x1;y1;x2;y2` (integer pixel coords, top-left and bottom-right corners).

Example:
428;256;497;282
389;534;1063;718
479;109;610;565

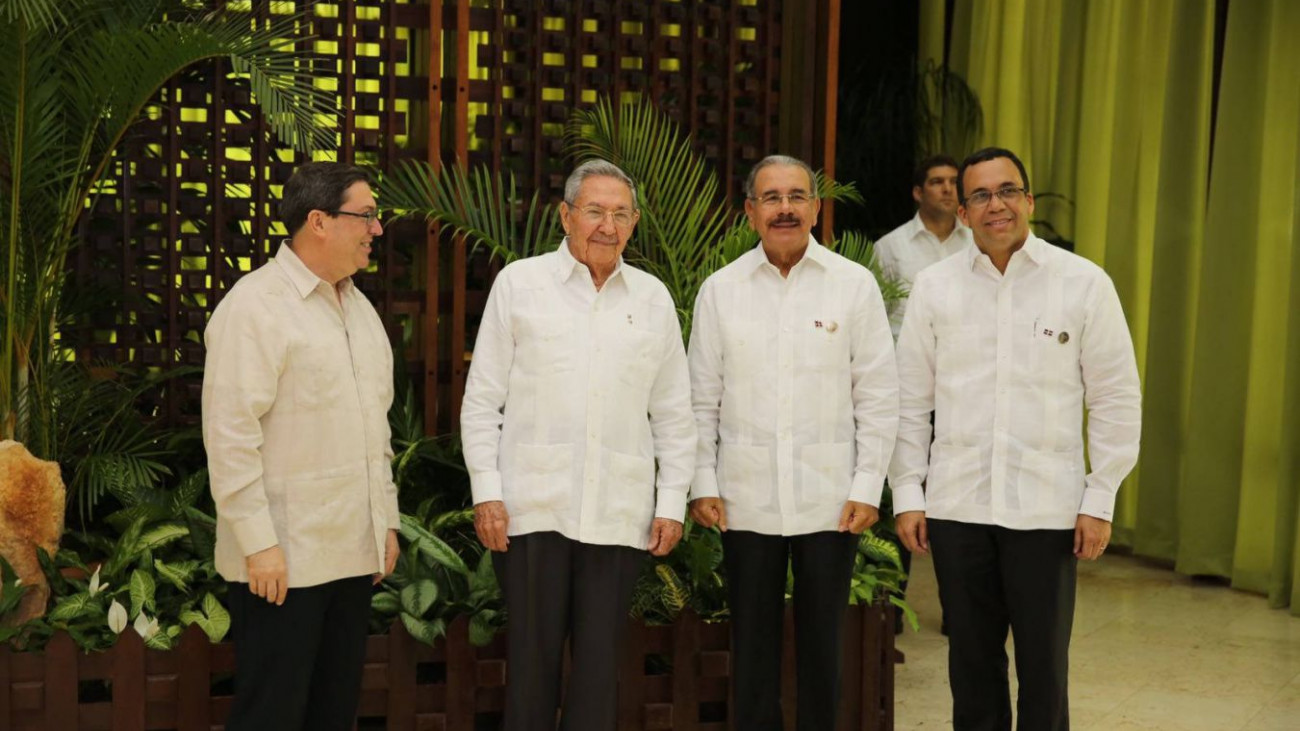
473;500;683;557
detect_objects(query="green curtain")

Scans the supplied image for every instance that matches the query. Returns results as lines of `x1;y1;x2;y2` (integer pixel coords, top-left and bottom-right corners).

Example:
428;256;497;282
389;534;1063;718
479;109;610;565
939;0;1300;613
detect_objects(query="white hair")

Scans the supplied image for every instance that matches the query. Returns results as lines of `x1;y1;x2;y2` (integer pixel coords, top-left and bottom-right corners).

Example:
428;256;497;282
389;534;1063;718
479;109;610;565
563;159;639;210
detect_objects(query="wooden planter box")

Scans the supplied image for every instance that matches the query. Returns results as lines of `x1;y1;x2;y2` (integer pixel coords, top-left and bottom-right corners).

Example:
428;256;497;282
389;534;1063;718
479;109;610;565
1;602;895;730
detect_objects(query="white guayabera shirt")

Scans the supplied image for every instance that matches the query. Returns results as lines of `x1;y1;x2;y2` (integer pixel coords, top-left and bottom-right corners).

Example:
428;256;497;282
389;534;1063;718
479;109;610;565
460;240;696;550
203;242;399;588
873;212;974;338
888;235;1142;529
688;239;900;536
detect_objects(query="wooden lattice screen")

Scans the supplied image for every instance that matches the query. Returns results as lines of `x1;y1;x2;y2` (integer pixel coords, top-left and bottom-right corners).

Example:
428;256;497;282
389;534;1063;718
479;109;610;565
68;0;837;434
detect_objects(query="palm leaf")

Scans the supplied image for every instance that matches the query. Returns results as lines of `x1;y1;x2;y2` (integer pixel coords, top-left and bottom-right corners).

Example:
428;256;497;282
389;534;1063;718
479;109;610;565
379;160;562;265
823;230;909;305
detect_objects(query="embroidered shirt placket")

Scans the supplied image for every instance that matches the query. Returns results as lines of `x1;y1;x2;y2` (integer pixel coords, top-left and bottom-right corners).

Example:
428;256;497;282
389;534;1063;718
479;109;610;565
775;266;797;529
991;258;1015;522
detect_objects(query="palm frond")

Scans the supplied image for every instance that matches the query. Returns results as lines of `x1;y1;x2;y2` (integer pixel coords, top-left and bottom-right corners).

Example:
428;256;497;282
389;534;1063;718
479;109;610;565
823;230;908;304
378;160;562;265
566;97;740;320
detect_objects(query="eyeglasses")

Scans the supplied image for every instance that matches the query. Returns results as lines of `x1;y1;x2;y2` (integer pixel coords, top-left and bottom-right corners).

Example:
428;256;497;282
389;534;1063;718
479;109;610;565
330;209;382;225
575;206;638;228
750;192;815;208
963;186;1028;209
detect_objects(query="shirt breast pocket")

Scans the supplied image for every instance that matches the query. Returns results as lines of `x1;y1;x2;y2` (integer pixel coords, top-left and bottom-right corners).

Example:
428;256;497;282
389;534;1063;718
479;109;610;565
289;342;348;411
721;321;764;380
614;326;662;390
515;315;575;374
1028;319;1082;386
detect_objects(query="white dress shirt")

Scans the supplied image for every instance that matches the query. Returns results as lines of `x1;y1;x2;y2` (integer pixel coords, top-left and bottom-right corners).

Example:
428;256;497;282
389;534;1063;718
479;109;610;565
874;212;973;337
688;239;899;536
203;242;399;588
888;235;1142;530
460;240;696;550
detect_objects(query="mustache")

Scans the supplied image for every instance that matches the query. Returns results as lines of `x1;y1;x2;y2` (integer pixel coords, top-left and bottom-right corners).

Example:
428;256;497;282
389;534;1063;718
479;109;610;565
770;214;801;225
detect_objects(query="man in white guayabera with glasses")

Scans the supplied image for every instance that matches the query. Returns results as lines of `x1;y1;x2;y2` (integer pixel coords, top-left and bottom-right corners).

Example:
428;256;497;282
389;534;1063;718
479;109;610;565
688;154;899;730
203;163;399;730
460;159;696;730
890;146;1141;730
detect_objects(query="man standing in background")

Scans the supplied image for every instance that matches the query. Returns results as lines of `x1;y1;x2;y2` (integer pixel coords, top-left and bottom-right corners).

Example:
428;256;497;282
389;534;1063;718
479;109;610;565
203;162;400;730
890;147;1141;730
873;154;973;338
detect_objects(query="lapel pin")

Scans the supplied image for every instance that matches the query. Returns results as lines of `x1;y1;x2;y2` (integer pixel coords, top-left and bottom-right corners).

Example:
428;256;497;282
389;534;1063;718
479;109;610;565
627;314;633;325
814;320;823;329
826;321;839;333
1058;331;1069;344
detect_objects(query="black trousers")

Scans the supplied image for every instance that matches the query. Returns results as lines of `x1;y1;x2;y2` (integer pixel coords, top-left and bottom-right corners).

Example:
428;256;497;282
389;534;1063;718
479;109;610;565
721;530;859;731
927;519;1077;731
225;575;373;731
492;531;644;731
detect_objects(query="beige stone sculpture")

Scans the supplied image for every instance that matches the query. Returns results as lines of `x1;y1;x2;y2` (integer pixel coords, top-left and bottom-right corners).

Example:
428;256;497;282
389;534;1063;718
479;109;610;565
0;440;66;625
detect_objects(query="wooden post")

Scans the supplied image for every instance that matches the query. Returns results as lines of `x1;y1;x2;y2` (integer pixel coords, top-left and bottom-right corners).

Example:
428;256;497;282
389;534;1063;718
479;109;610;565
386;620;417;731
445;615;475;731
670;611;700;731
176;625;212;731
111;630;146;730
44;633;78;730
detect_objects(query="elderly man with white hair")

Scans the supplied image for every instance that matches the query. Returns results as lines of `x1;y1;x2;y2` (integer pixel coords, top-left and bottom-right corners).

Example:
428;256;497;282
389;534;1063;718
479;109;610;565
460;159;696;731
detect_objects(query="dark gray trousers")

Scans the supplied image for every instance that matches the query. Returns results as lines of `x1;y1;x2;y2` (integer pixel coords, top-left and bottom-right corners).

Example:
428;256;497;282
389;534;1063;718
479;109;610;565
492;531;644;731
225;574;373;731
927;519;1077;731
721;529;859;731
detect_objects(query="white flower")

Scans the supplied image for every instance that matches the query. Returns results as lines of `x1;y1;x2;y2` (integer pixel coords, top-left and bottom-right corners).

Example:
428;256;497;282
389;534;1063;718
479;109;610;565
88;566;108;597
132;611;159;640
107;600;128;634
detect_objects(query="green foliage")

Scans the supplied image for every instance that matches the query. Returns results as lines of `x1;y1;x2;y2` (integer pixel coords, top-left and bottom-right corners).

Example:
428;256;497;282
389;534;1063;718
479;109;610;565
370;498;504;647
1;0;336;442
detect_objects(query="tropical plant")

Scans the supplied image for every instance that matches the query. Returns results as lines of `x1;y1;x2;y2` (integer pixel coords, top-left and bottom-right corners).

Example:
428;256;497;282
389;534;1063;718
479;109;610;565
369;502;504;647
13;489;229;652
0;0;336;445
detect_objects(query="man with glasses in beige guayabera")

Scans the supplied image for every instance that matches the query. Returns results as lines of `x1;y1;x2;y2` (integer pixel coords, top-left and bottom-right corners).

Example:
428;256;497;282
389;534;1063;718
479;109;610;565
203;162;400;730
688;154;899;730
889;147;1142;730
461;159;696;730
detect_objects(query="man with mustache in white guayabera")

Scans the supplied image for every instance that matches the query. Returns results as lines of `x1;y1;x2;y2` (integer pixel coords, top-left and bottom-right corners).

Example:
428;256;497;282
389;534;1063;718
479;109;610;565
203;163;400;730
688;155;899;730
889;147;1142;730
461;159;696;730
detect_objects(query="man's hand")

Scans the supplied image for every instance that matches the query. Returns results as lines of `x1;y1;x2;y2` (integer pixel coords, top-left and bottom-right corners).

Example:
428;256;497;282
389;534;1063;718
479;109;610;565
247;545;288;605
1074;514;1112;561
374;529;400;585
688;497;728;531
474;500;510;552
838;500;880;534
896;511;929;555
648;518;684;556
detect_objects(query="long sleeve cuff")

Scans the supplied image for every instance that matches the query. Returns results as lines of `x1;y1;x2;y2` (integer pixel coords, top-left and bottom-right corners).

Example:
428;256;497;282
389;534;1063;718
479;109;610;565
231;511;279;558
690;468;720;500
654;489;688;522
848;471;885;506
1078;485;1117;522
891;482;927;516
469;470;503;505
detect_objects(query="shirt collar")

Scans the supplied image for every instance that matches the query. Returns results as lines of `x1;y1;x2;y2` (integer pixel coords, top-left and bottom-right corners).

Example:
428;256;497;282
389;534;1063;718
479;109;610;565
908;211;968;242
555;237;632;292
274;240;351;299
742;234;828;276
963;233;1049;271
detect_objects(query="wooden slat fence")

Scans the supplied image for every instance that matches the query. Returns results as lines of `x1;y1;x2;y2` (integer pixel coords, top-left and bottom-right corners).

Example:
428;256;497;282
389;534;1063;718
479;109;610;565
1;603;894;730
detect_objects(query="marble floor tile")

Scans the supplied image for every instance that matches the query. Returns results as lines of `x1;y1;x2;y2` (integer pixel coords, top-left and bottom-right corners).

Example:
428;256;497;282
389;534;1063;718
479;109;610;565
893;552;1300;731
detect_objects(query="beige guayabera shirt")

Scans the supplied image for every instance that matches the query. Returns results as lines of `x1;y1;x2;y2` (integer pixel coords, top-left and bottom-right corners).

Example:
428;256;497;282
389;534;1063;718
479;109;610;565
202;242;399;588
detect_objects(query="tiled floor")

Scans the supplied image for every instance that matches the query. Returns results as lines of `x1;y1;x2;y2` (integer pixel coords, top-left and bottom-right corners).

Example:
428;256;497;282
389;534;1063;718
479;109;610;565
894;552;1300;730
